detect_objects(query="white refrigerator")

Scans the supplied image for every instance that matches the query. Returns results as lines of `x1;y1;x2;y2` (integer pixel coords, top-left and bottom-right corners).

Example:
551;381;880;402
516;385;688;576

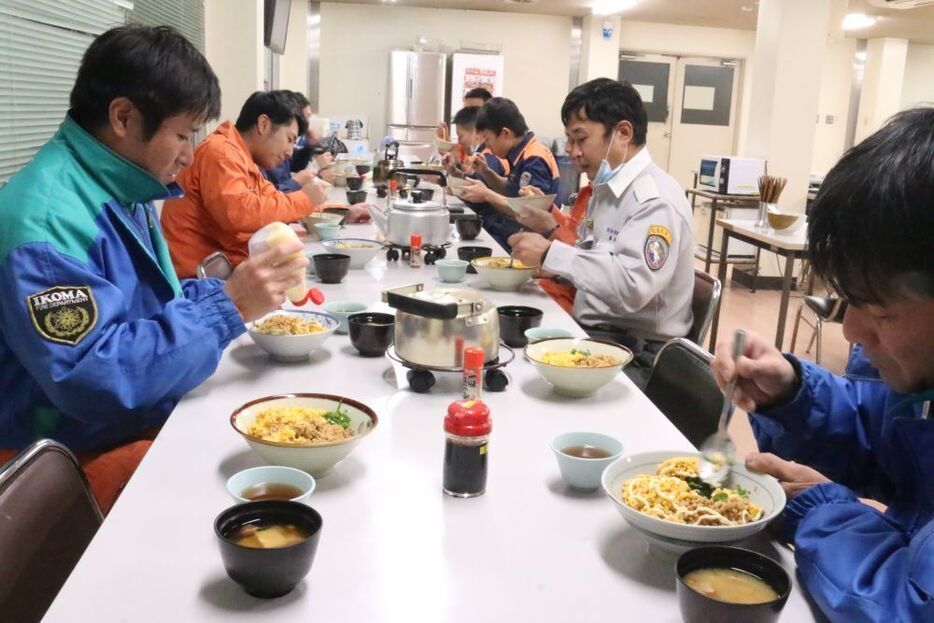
387;50;446;160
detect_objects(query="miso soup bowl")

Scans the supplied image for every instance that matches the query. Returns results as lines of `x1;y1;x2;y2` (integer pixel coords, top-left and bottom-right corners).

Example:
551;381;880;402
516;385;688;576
676;546;791;623
215;500;323;599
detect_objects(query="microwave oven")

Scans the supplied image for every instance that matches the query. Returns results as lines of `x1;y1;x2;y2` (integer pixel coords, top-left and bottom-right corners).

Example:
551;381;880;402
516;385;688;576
697;155;766;195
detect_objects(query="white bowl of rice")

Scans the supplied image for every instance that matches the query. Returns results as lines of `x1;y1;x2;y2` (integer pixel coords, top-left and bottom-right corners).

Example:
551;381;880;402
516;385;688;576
524;338;632;397
231;393;378;476
320;238;383;269
471;256;535;291
602;451;786;554
247;310;339;362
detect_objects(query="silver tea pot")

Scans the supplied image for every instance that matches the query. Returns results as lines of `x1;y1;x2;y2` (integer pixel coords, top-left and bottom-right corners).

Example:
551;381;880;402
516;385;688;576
367;168;450;246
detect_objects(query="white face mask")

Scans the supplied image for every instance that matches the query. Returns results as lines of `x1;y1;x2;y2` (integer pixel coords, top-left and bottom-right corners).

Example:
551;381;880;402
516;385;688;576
592;129;628;185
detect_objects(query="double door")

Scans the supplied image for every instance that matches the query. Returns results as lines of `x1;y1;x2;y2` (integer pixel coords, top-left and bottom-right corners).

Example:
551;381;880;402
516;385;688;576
618;54;741;192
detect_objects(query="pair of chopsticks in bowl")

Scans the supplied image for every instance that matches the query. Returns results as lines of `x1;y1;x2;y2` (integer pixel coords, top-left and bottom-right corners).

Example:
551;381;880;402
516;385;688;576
758;176;787;204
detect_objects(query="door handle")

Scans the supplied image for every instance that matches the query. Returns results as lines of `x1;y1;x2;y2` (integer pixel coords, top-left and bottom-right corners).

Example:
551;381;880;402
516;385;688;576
664;130;672;138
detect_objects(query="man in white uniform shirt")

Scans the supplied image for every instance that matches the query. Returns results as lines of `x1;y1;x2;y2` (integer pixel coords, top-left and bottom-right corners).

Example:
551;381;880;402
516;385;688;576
510;78;694;383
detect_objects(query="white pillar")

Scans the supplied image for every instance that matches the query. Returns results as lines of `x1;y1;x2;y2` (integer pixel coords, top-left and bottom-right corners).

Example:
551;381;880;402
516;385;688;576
855;38;908;143
745;0;831;213
204;0;265;125
580;15;621;82
279;0;309;95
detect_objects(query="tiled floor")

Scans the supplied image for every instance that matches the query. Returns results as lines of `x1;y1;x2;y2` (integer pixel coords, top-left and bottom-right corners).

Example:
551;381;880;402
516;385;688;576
702;263;851;459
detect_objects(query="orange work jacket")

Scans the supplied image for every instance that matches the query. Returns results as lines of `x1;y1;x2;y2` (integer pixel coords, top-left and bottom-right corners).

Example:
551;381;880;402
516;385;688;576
161;121;314;278
538;184;592;313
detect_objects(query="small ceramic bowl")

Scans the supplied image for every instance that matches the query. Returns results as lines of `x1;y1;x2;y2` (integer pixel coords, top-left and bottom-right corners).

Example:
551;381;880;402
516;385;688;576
455;217;482;241
457;245;493;274
525;327;574;343
498;305;543;348
436;259;469;283
322;301;367;334
313;253;351;284
346;189;367;204
323;206;350;226
345;176;363;191
215;501;323;598
314;223;341;241
551;432;623;491
348;312;394;357
225;466;316;504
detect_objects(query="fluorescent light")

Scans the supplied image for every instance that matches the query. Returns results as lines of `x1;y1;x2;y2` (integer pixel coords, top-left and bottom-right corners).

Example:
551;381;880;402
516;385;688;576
592;0;637;16
842;13;877;30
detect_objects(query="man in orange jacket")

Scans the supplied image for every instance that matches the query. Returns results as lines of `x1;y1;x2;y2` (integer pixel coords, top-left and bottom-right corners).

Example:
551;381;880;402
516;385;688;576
162;91;366;278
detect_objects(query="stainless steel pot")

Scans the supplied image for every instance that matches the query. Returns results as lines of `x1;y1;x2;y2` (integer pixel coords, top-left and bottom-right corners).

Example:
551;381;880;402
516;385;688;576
382;284;499;369
373;141;403;184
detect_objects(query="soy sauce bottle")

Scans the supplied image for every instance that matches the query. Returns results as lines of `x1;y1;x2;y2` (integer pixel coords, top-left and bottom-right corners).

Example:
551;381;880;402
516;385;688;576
442;399;491;498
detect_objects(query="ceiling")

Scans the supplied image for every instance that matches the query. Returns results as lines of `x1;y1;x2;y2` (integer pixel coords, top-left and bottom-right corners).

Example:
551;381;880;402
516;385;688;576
330;0;934;44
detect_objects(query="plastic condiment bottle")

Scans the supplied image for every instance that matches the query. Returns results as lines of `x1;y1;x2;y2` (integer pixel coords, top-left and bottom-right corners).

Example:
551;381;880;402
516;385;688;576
247;222;323;306
409;233;423;268
443;399;491;498
462;346;484;400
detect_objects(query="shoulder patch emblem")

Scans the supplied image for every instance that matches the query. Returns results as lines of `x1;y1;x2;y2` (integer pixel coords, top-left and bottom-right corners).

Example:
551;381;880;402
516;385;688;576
644;225;672;271
27;286;98;346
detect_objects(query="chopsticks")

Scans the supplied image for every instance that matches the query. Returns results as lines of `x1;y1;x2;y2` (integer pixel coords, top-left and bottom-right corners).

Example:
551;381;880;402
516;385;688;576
757;175;787;203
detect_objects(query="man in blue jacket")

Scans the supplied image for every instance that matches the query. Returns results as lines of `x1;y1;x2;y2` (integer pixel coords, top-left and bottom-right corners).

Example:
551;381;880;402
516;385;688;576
0;26;308;508
712;107;934;622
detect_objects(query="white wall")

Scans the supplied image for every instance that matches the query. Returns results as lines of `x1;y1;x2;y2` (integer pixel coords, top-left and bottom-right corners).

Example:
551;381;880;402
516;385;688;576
581;15;621;81
318;3;572;141
855;37;908;143
204;0;264;126
811;37;856;175
901;42;934;109
279;0;309;94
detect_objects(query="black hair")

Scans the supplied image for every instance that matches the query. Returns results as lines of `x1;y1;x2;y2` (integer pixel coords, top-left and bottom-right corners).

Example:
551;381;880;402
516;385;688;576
809;106;934;304
235;90;308;136
560;78;648;145
290;91;311;111
464;87;493;103
453;106;480;128
475;97;529;137
70;25;220;141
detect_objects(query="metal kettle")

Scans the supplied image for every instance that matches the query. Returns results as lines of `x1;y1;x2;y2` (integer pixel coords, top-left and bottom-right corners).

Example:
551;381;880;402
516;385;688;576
373;140;403;184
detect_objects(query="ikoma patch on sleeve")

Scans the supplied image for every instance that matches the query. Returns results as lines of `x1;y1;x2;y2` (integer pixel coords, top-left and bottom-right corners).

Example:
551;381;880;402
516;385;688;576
26;286;98;346
644;225;672;271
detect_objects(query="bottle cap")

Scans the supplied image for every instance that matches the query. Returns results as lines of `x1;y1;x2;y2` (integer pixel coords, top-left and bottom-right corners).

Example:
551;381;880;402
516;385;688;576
463;346;485;371
390;179;398;190
445;400;491;437
410;234;422;248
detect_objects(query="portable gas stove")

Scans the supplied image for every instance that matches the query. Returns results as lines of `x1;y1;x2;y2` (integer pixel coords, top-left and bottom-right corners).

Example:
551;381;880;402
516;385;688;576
386;343;515;394
384;241;452;265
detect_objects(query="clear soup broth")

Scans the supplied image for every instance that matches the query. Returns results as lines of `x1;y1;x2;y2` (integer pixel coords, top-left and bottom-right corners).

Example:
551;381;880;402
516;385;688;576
684;567;780;604
561;445;612;459
241;482;304;501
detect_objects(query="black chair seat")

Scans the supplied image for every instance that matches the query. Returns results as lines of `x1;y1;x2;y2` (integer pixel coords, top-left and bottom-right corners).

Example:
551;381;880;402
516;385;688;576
804;295;847;322
643;338;723;449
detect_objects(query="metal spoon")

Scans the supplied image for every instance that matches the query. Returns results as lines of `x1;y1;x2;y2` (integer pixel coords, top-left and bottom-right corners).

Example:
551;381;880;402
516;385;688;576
699;329;747;487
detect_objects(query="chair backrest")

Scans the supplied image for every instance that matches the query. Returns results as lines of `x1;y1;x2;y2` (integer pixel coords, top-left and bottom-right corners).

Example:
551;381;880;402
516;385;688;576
0;440;102;622
688;269;721;346
643;338;724;449
196;251;233;281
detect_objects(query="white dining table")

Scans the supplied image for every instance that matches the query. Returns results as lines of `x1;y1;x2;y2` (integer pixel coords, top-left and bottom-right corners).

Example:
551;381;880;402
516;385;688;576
44;187;823;622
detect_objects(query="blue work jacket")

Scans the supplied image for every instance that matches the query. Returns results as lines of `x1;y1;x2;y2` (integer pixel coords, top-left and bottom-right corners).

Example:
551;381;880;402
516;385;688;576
752;347;934;622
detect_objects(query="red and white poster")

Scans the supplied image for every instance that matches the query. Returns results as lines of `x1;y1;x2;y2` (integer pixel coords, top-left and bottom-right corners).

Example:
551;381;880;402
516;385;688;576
450;53;505;119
